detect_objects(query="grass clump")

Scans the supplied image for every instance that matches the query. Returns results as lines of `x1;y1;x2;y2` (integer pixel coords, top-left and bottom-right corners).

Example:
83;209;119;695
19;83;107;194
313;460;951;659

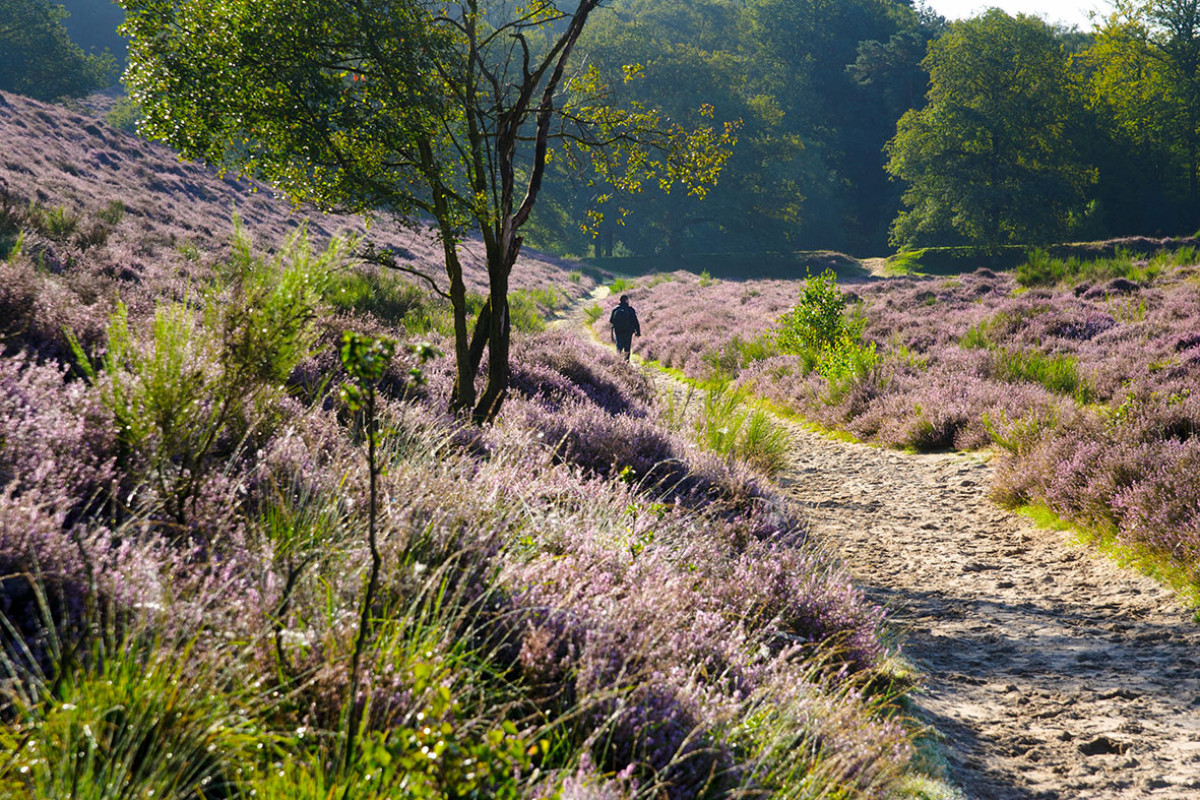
663;381;791;476
0;616;259;800
990;348;1090;402
325;266;429;327
1015;246;1190;288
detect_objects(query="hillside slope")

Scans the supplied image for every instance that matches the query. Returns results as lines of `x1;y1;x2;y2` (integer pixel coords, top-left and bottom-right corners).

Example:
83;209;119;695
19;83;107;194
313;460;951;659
0;91;920;798
0;89;588;297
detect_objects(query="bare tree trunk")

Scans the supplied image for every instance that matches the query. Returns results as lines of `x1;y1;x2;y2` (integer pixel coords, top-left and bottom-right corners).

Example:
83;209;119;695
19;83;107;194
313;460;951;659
447;251;475;415
473;272;510;424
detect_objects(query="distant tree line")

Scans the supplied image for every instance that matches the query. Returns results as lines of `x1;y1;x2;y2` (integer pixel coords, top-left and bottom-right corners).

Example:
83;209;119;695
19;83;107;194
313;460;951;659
0;0;119;101
10;0;1200;257
527;0;1200;258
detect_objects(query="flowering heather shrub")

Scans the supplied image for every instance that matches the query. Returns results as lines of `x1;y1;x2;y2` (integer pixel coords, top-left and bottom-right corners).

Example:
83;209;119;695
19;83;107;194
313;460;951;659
0;91;912;798
628;260;1200;585
0;354;114;515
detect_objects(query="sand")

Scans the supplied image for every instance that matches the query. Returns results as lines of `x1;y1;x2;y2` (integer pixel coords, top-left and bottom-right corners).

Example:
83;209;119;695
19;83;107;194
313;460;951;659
781;426;1200;799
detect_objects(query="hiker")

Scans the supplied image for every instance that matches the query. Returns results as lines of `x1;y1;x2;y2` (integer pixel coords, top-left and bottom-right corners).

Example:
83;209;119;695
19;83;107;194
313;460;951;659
609;294;641;361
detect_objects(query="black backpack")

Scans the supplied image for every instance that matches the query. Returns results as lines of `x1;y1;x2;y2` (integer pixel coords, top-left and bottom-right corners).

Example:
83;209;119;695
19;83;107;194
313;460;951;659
610;304;637;334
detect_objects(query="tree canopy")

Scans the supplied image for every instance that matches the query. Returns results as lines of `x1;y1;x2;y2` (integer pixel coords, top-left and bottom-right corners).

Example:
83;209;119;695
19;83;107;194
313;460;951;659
122;0;735;421
885;10;1095;248
0;0;117;100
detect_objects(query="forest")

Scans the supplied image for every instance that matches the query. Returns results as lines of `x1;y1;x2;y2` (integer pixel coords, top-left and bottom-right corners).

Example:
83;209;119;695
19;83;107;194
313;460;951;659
7;0;1200;263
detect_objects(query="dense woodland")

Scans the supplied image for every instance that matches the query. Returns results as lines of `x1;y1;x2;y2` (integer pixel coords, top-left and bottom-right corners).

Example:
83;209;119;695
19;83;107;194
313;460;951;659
8;0;1200;262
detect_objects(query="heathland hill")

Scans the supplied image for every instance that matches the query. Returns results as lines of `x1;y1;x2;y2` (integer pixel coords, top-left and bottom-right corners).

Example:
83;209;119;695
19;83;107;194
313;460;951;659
0;89;922;799
0;89;585;297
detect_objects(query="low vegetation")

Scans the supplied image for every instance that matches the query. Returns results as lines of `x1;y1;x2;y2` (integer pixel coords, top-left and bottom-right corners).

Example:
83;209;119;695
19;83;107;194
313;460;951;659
616;256;1200;596
0;98;923;797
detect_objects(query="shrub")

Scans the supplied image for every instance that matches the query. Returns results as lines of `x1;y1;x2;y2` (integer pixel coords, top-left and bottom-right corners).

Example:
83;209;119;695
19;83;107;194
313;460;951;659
29;203;80;243
775;269;849;353
81;223;337;524
105;96;143;134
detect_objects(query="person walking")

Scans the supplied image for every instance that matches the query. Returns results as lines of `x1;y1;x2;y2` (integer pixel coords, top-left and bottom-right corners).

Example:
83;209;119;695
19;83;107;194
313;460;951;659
609;294;641;361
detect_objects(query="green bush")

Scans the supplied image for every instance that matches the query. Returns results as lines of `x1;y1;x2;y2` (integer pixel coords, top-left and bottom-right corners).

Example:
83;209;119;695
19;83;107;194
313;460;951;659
773;269;878;381
774;269;851;353
29;203;80;242
106;96;143;134
77;222;337;522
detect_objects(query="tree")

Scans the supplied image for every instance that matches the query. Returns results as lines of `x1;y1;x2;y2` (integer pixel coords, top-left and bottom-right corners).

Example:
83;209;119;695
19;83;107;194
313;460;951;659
1087;0;1200;225
121;0;734;422
1077;10;1187;234
885;10;1095;248
0;0;117;100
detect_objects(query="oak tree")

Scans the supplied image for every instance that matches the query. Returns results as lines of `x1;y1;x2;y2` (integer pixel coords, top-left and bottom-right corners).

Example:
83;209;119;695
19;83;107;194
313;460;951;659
885;10;1095;248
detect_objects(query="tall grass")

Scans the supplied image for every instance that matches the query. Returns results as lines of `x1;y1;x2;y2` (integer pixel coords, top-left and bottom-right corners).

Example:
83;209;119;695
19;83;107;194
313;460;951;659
1015;246;1197;288
667;381;792;476
0;602;260;800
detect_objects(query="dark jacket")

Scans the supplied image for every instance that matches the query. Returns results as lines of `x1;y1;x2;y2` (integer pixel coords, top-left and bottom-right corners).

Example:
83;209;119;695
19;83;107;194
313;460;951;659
609;303;640;336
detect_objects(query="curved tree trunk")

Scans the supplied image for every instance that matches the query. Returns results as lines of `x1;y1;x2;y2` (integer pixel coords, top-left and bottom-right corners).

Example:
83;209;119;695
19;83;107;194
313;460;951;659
473;275;510;424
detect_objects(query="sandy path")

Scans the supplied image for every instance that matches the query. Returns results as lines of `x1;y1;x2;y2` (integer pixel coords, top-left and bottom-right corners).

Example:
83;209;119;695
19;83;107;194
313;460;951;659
561;287;1200;798
780;428;1200;799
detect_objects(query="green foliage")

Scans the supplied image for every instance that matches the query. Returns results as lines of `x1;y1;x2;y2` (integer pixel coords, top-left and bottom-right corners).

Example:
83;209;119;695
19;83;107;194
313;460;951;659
983;407;1061;457
1083;3;1200;236
584;302;604;325
508;292;546;333
554;0;932;257
610;277;636;294
84;223;335;521
95;200;125;226
772;268;880;383
0;628;258;800
886;10;1095;248
961;308;1091;401
774;269;850;353
340;332;396;409
0;0;118;100
28;203;80;243
701;334;779;383
105;96;143;134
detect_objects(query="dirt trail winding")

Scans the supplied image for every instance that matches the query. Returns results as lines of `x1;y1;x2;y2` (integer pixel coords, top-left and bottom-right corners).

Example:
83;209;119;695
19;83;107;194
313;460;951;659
781;428;1200;799
562;286;1200;798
